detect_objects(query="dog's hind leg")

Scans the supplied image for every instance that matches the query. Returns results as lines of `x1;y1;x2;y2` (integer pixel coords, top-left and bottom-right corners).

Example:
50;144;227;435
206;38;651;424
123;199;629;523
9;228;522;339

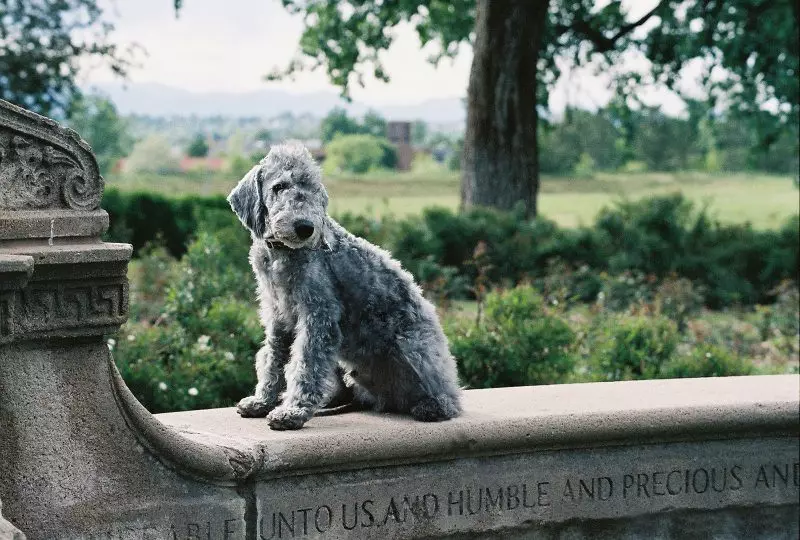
396;334;462;422
237;321;292;418
410;394;461;421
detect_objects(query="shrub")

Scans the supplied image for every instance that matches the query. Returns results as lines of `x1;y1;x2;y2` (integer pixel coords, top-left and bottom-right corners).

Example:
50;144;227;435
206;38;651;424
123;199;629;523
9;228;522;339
661;345;755;379
105;189;799;311
447;286;576;388
588;315;678;380
654;276;704;330
324;134;394;174
102;188;232;257
114;231;262;412
128;245;176;323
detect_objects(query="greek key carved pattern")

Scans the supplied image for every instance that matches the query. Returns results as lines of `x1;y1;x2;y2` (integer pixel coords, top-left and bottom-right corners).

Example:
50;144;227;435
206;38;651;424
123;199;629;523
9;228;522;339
0;280;128;341
0;99;102;211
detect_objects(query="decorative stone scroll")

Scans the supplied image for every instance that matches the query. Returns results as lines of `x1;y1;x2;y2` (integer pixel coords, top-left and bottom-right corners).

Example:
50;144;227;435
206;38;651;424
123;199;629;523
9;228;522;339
0;100;102;211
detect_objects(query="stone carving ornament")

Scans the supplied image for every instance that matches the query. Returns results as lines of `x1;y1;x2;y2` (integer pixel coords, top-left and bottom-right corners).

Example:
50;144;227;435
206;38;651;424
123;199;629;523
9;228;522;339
0;99;102;211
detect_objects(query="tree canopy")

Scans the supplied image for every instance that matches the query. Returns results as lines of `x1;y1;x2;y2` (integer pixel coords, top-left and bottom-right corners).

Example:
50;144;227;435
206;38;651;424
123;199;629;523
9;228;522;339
0;0;136;117
273;0;798;143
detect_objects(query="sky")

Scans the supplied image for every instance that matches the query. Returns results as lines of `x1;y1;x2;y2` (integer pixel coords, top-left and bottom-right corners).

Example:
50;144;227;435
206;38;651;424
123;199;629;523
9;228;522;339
84;0;690;115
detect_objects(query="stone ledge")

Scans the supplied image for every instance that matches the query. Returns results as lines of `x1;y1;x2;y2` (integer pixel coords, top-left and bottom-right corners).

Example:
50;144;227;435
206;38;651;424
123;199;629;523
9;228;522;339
157;375;800;479
0;242;132;265
0;209;109;241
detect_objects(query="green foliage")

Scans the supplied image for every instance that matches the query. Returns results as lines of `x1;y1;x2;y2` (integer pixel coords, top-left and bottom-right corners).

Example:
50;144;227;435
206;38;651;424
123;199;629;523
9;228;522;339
411;120;428;146
573;153;596;178
101;188;233;257
128;245;176;323
324;134;396;174
124;135;181;175
227;153;255;179
653;277;704;331
540;108;623;174
115;227;260;413
632;108;698;171
320;107;363;142
662;345;754;379
67;95;131;175
320;107;390;143
186;134;209;158
113;188;799;311
0;0;135;116
447;286;576;388
589;315;679;381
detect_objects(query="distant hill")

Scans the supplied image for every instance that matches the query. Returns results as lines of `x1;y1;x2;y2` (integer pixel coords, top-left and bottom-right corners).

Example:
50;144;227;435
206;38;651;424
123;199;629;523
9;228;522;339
88;82;466;124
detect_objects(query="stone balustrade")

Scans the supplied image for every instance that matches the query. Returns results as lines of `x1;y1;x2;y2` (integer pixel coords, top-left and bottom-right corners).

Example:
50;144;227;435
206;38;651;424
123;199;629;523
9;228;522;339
0;98;798;539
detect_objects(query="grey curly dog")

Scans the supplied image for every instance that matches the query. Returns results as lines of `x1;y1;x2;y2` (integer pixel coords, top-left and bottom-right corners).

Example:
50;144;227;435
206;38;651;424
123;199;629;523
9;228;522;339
227;141;462;430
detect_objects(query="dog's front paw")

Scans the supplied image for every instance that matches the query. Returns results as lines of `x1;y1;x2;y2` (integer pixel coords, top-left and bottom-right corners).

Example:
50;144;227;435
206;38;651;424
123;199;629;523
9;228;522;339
236;396;274;418
267;406;311;430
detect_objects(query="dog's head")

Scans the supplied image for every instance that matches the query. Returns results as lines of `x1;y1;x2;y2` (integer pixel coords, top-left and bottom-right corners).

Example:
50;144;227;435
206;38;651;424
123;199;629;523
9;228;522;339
228;141;332;250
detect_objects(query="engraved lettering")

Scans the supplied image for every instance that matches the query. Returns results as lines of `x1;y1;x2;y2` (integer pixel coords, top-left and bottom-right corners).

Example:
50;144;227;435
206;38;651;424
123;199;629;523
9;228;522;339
772;464;789;487
637;473;650;497
538;482;551;506
692;468;709;494
730;465;743;491
755;465;769;488
465;488;482;515
652;472;666;496
315;505;332;533
711;468;728;493
506;485;520;510
485;487;503;511
623;474;634;498
224;519;237;539
667;470;683;495
297;508;311;536
342;503;358;530
448;490;463;516
422;493;439;518
361;500;375;528
278;511;295;538
598;477;613;501
382;497;403;525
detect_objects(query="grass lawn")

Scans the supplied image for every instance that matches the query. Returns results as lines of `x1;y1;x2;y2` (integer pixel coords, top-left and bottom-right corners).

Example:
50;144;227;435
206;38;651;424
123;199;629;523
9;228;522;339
107;169;799;229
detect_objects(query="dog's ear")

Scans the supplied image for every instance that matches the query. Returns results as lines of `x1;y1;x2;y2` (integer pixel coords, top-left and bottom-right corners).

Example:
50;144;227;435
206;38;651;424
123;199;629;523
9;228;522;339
228;165;268;238
320;217;338;251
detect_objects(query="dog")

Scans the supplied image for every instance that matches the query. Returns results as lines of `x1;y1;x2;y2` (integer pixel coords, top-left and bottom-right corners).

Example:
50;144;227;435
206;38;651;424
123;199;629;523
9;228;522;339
227;141;462;430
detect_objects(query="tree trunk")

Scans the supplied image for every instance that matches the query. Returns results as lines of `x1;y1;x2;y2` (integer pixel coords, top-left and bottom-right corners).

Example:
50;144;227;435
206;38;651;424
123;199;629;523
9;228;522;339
462;0;549;218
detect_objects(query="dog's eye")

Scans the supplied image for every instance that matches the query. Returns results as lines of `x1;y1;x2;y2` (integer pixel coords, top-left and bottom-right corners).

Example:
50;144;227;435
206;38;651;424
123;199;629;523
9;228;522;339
272;182;288;194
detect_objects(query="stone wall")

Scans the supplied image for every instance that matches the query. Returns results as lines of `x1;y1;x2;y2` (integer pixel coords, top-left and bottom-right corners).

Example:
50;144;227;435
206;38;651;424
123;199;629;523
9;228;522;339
1;99;798;539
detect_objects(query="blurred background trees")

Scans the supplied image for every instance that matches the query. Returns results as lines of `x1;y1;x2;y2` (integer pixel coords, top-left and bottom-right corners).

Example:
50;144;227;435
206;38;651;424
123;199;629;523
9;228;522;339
0;0;137;117
271;0;798;216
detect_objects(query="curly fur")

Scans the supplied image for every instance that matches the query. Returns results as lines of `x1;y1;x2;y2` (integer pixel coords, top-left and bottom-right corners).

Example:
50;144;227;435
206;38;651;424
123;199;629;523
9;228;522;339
228;141;462;430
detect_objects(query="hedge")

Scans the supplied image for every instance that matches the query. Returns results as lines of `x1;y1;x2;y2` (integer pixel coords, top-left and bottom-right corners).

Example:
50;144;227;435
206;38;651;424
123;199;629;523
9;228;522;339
103;188;799;308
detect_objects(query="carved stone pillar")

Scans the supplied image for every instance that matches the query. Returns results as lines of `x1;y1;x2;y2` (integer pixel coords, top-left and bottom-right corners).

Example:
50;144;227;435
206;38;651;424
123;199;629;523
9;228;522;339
0;100;254;539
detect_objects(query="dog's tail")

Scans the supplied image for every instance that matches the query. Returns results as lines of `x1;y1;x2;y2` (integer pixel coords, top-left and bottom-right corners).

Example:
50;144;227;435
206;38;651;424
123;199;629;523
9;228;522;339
315;401;367;416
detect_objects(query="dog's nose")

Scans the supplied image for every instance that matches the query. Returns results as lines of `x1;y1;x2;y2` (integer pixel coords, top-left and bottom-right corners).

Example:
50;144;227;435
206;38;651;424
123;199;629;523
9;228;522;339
294;219;315;240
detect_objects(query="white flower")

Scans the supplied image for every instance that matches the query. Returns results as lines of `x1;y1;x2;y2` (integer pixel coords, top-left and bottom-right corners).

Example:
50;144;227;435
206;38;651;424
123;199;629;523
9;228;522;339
705;352;712;358
107;338;116;351
127;334;135;342
158;382;168;391
187;387;199;396
196;335;211;352
224;351;235;361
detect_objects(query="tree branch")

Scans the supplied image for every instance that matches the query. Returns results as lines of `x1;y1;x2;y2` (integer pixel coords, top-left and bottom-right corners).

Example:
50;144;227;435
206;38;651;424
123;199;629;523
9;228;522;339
573;1;668;53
